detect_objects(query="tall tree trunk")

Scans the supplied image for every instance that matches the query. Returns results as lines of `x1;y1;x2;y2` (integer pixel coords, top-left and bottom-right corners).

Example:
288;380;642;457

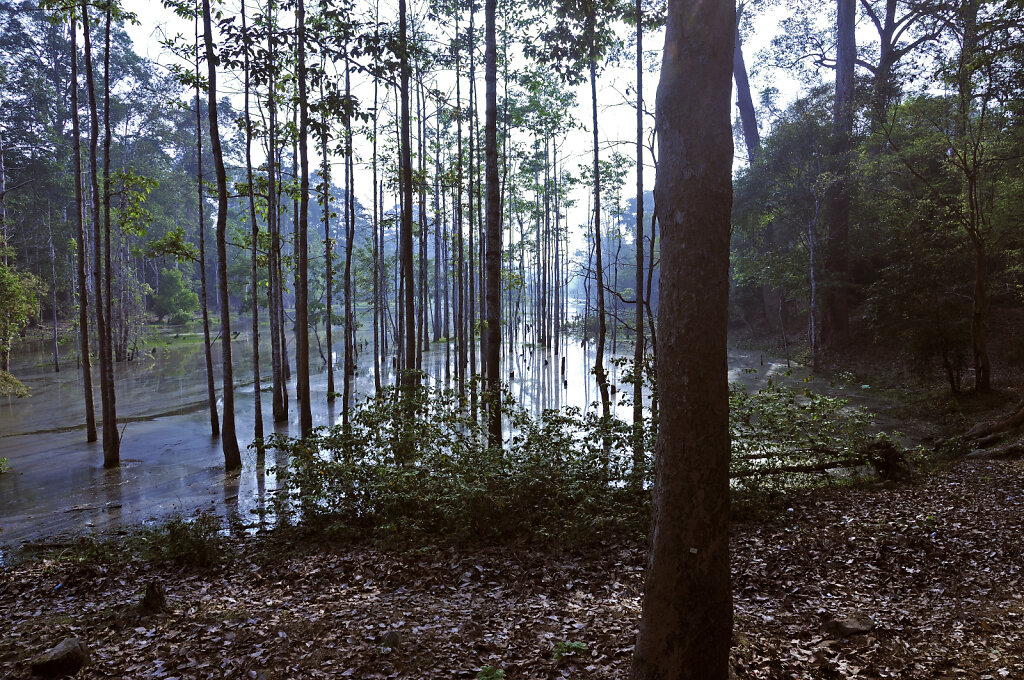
48;219;59;372
589;45;611;449
732;3;759;164
202;0;242;469
823;0;855;350
970;235;990;390
294;0;312;436
632;0;645;487
455;12;466;401
100;0;118;464
70;11;97;442
266;0;286;423
468;8;478;419
242;0;264;450
484;0;501;446
398;0;417;392
81;0;118;467
630;0;734;675
324;80;335;405
372;13;381;395
194;9;220;438
343;50;356;423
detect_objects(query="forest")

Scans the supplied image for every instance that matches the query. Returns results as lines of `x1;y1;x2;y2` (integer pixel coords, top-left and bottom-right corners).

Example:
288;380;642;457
1;0;1023;677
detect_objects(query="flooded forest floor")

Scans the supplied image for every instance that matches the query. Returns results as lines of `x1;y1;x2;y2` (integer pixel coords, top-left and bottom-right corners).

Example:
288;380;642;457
2;456;1022;679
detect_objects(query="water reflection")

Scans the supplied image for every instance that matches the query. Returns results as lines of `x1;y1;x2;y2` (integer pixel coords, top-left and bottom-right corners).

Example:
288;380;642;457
0;323;784;546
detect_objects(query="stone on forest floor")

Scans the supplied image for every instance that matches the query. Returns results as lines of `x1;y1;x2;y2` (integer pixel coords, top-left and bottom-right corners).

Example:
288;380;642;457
825;613;875;637
30;638;90;677
380;630;402;648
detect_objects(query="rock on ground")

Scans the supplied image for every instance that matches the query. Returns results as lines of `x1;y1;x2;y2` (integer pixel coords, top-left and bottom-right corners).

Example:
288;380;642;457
30;638;89;677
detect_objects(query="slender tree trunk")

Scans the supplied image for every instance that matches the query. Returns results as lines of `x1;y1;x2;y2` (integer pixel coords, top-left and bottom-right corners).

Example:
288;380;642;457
372;17;381;394
809;196;820;371
630;0;734;674
70;12;97;442
589;45;611;448
632;0;645;487
971;236;990;390
294;0;312;436
202;0;242;469
468;9;478;418
266;0;286;423
100;1;118;464
82;0;118;467
399;0;417;392
732;3;759;165
343;50;356;423
456;13;467;401
192;9;220;438
242;0;264;450
324;81;335;405
416;68;427;370
484;0;501;446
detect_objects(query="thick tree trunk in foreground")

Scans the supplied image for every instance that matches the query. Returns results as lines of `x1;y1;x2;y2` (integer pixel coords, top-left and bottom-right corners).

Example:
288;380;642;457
630;0;734;675
202;0;241;470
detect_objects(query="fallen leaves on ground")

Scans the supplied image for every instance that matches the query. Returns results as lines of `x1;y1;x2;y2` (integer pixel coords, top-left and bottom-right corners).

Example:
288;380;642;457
1;458;1022;679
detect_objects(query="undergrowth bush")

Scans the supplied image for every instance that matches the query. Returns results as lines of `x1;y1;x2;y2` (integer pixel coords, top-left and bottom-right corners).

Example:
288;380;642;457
268;381;885;542
153;511;224;567
730;380;879;493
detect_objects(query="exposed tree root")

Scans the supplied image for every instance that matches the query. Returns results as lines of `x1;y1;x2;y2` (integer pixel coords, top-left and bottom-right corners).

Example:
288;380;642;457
965;398;1024;440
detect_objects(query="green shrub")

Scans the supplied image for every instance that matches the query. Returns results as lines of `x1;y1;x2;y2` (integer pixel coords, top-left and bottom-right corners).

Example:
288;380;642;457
153;267;199;324
476;667;505;680
269;381;882;543
151;512;224;567
729;380;878;493
553;640;588;661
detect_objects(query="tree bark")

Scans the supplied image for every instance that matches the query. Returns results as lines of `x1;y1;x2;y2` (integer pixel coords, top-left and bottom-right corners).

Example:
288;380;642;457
242;0;264;451
70;11;97;443
398;0;417;392
295;0;312;436
192;8;220;439
266;0;286;423
484;0;501;446
630;0;734;675
632;0;645;486
822;0;855;350
81;0;118;467
590;48;611;452
732;3;759;164
202;0;242;469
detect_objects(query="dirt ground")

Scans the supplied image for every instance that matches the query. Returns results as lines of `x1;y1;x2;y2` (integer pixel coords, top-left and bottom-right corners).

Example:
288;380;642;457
1;457;1021;679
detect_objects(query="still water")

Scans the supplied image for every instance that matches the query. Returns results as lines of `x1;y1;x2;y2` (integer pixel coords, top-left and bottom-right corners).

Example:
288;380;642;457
0;322;791;549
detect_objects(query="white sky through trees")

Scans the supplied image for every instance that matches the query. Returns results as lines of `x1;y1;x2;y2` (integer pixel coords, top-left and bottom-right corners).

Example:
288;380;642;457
121;0;798;252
